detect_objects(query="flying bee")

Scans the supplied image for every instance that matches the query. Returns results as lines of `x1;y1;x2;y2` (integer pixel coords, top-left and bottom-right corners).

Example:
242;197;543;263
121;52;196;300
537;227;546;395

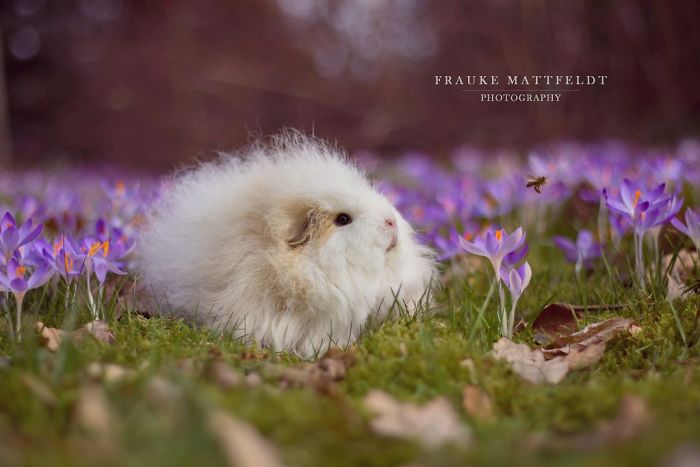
526;175;548;194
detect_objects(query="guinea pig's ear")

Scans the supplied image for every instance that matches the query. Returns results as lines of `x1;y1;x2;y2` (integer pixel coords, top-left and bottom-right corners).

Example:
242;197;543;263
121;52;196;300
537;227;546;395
287;207;324;249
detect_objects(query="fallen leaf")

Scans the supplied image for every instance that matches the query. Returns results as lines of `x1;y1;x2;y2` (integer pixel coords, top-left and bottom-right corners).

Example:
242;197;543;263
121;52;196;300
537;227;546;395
543;317;639;358
36;321;65;352
208;410;285;467
564;342;607;370
569;394;650;449
72;384;119;458
86;362;135;383
664;250;699;300
531;304;581;339
661;443;700;467
245;373;263;387
36;320;116;352
74;385;112;436
75;320;116;345
530;303;627;340
491;338;569;384
145;377;183;407
265;346;356;395
364;390;471;448
206;360;245;390
462;385;494;421
522;395;651;452
20;373;57;406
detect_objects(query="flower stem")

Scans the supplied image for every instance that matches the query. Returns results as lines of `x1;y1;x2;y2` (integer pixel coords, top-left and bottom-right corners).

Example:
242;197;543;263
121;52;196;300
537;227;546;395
15;293;24;344
598;197;608;245
497;279;507;337
86;275;97;319
635;231;646;290
2;291;15;343
508;298;519;339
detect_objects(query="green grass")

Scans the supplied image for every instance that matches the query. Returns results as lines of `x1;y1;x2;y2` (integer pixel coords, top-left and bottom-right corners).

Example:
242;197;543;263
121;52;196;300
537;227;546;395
2;249;700;467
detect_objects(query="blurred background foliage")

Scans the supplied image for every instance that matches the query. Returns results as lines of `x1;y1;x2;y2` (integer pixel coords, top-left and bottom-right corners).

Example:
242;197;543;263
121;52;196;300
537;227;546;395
1;0;699;169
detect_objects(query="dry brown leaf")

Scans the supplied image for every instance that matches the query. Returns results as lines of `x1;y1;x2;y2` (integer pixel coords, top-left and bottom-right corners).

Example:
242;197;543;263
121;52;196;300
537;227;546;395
36;321;65;352
569;395;651;449
661;443;700;467
145;377;183;407
74;385;112;436
364;390;471;448
564;342;607;370
20;373;58;406
86;362;134;383
75;321;116;345
266;346;356;395
523;395;651;452
462;385;494;422
664;250;698;300
206;360;245;390
36;320;116;352
543;317;639;358
492;338;569;384
207;410;285;467
531;304;581;339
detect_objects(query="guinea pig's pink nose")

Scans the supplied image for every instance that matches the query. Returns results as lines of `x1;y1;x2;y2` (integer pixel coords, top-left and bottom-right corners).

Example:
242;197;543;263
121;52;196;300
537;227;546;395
385;217;396;229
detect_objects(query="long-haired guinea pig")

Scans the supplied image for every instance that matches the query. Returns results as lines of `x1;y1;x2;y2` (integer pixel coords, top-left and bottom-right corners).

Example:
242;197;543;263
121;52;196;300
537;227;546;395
137;133;435;358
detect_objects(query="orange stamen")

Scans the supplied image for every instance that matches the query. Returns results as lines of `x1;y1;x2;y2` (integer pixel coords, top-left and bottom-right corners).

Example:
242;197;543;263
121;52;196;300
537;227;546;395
495;229;503;241
64;253;74;272
115;180;126;195
53;238;64;255
633;190;641;208
16;266;26;278
87;242;103;257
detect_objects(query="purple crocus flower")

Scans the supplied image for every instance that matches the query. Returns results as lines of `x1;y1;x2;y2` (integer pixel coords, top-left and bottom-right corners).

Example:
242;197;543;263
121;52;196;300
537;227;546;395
74;237;127;283
0;212;43;260
498;261;532;338
0;256;54;343
458;226;525;276
604;179;661;221
432;226;463;262
672;208;700;251
0;257;54;295
503;241;529;268
552;230;601;276
499;262;532;302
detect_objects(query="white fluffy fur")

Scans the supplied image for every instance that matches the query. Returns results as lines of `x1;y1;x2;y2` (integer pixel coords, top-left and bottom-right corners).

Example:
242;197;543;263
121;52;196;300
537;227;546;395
137;133;435;358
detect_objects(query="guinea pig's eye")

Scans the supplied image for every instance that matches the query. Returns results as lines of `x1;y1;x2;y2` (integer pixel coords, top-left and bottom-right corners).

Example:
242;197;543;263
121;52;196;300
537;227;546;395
334;213;352;226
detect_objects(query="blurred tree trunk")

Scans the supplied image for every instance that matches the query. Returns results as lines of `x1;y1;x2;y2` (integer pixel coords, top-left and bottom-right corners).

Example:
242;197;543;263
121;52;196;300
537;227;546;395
0;28;12;166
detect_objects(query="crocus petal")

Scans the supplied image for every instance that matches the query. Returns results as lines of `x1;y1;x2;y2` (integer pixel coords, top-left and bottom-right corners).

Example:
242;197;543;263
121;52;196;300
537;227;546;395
484;231;499;255
509;268;522;294
17;224;43;248
577;230;595;250
605;198;631;215
7;258;20;279
501;227;525;254
10;277;28;292
0;273;11;290
671;217;689;236
649;183;666;201
27;263;54;289
520;262;532;291
458;236;486;257
1;212;16;230
2;227;19;251
619;179;635;210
